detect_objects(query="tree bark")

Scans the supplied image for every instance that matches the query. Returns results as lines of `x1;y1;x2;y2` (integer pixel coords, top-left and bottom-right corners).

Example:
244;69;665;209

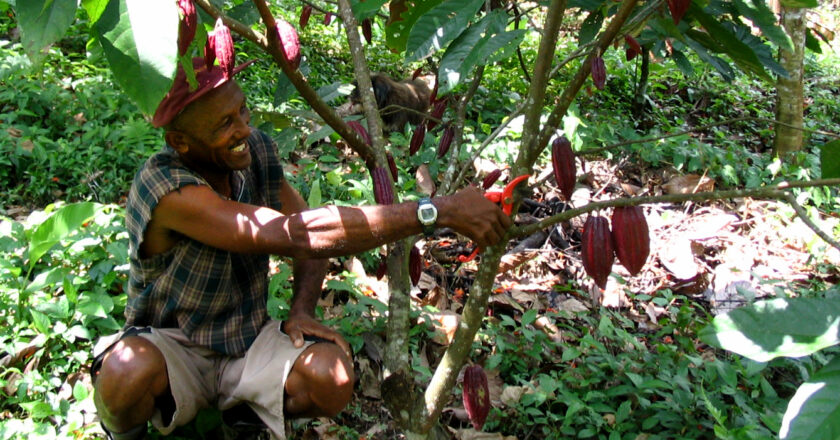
774;6;807;157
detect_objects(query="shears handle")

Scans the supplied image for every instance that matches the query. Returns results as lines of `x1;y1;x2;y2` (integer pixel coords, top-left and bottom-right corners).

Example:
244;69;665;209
457;174;530;263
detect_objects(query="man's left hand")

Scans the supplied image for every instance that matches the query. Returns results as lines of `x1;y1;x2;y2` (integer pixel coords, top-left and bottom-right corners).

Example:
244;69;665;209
283;313;352;359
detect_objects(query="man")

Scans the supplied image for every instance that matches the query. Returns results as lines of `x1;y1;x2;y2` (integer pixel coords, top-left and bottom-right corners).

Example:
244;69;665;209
91;58;512;440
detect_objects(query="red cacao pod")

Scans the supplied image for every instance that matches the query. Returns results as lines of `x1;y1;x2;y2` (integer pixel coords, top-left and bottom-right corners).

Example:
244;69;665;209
427;98;447;130
412;67;423;80
551;136;576;201
276;19;301;70
462;365;490;430
376;257;387;280
429;78;439;104
437;125;454;158
409;245;422;286
386;153;398;181
482;169;502;190
362;19;373;44
347;121;371;145
204;28;216;67
177;0;197;56
371;167;394;205
590;56;606;90
611;206;650;276
581;215;615;289
299;5;312;29
409;124;426;156
208;18;234;79
667;0;690;25
624;35;641;60
323;12;334;25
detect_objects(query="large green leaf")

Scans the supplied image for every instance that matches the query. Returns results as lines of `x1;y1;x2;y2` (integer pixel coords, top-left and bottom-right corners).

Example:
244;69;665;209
385;0;443;53
81;0;109;24
690;7;772;81
28;202;100;270
15;0;77;63
779;355;840;440
699;298;840;362
578;9;604;46
820;140;840;179
683;35;734;81
805;28;823;54
405;0;485;62
733;0;793;52
351;0;388;20
732;24;788;78
93;0;179;116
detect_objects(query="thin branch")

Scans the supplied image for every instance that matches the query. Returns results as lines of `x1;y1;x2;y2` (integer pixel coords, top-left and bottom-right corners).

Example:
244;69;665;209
783;192;840;252
194;0;377;167
513;178;840;239
440;67;486;195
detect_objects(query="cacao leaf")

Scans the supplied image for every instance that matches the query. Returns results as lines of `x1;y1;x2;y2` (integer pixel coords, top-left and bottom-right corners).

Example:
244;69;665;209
384;0;443;53
581;215;614;289
16;0;78;64
611;206;650;276
462;365;490;430
405;0;484;62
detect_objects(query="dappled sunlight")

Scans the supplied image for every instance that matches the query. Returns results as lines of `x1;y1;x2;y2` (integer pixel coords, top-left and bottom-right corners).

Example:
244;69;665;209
779;381;826;438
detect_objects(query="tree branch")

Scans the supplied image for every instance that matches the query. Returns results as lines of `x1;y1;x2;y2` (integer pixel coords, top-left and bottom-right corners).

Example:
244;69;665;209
783;192;840;252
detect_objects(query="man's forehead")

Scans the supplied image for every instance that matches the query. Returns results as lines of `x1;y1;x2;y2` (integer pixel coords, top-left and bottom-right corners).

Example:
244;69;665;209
178;81;244;123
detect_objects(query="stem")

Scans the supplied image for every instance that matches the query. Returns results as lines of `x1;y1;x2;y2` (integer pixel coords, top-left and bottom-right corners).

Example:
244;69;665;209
783;192;840;252
513;178;840;239
440;66;486;195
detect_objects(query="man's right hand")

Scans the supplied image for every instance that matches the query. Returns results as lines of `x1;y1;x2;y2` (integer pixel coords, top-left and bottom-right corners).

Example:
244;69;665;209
436;186;514;249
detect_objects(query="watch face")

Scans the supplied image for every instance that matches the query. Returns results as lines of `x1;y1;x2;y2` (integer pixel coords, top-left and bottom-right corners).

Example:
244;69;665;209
419;206;436;223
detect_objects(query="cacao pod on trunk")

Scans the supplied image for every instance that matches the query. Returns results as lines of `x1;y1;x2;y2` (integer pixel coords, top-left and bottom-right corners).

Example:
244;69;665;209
427;98;447;130
347;121;371;145
581;215;615;289
362;19;373;44
551;136;576;201
386;153;398;181
177;0;197;56
591;56;606;90
611;206;650;276
371;167;394;205
409;124;425;156
323;12;334;25
462;365;490;430
412;67;423;80
437;125;454;158
482;169;502;190
275;19;301;70
376;257;387;280
429;77;439;104
299;5;312;29
409;245;422;286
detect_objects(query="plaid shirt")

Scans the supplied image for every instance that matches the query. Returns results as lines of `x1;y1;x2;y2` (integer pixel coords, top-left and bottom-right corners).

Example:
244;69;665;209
124;129;285;356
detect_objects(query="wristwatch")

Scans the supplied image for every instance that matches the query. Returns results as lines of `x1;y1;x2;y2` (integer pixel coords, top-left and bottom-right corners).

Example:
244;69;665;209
416;197;438;236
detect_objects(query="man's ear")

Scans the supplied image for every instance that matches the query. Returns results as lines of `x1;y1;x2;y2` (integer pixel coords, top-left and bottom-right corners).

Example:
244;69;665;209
165;130;191;154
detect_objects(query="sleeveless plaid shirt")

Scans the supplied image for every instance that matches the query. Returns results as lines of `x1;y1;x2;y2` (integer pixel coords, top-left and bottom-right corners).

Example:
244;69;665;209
124;130;285;356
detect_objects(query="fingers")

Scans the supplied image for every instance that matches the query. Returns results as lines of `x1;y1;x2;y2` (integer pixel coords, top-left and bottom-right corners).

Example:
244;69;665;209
284;318;353;359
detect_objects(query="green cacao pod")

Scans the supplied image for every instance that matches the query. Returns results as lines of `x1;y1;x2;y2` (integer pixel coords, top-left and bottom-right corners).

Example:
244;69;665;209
462;364;490;430
611;206;650;276
551;136;576;201
581;215;615;289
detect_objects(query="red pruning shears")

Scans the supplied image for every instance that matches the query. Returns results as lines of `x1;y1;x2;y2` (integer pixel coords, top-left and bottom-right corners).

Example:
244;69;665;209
457;174;530;263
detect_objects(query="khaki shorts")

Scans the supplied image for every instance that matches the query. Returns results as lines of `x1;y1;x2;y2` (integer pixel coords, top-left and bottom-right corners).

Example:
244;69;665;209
92;320;311;440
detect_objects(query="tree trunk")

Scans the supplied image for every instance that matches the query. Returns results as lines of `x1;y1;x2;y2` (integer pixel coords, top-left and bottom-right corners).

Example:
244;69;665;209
774;6;807;156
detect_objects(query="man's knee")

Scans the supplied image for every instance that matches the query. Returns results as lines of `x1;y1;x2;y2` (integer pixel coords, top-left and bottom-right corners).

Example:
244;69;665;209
286;342;355;417
94;336;168;420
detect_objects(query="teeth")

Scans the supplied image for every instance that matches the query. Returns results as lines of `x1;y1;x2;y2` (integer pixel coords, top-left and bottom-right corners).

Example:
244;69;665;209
231;143;245;152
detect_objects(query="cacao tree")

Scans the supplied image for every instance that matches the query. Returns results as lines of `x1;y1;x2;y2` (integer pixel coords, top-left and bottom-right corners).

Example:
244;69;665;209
8;0;840;437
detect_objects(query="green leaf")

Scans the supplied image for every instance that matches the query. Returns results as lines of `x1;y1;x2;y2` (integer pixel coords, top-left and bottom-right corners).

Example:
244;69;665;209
578;10;604;46
684;33;734;81
780;355;840;440
522;309;537;327
308;179;322;208
351;0;388;20
29;309;51;334
733;0;793;52
689;8;772;81
805;28;823;53
438;12;494;92
15;0;78;63
28;203;99;270
820;140;840;178
93;0;179;115
699;297;840;362
385;0;443;53
72;381;89;401
779;0;817;7
405;0;485;62
671;50;695;77
81;0;109;24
